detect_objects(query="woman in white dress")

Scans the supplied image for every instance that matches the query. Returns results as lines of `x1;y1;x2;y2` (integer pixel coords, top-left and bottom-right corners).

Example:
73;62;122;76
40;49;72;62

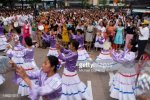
93;41;119;72
85;21;94;51
57;40;90;100
94;29;105;51
17;37;39;96
110;41;141;100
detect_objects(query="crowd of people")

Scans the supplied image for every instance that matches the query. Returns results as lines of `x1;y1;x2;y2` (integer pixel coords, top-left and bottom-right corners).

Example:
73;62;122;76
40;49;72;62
0;8;150;100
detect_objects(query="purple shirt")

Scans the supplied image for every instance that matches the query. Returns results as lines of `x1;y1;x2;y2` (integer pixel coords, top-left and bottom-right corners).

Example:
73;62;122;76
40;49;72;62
69;33;76;40
23;47;34;62
7;43;25;58
41;32;49;42
27;70;62;100
49;35;56;48
58;48;78;72
74;35;84;49
96;36;105;44
7;32;13;38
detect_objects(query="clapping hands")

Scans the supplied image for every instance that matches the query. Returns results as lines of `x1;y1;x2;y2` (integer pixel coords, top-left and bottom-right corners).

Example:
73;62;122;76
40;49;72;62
9;60;28;79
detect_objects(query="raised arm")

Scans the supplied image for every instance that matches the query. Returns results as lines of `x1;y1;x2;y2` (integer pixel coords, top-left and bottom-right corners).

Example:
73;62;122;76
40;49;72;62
60;48;71;54
58;52;77;62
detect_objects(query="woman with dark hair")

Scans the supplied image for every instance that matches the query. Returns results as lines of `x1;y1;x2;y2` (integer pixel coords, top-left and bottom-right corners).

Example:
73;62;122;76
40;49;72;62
10;55;62;100
56;39;89;100
106;20;116;49
124;21;136;49
85;21;94;51
22;20;30;45
17;36;39;96
114;20;124;50
110;40;139;100
74;29;92;66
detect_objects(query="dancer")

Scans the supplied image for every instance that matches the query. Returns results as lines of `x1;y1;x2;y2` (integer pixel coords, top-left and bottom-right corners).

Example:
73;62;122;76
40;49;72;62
47;29;58;57
11;55;62;100
94;29;105;51
93;41;119;72
6;32;25;66
109;40;139;100
17;37;39;96
41;31;49;49
0;23;8;51
56;39;90;100
74;29;92;66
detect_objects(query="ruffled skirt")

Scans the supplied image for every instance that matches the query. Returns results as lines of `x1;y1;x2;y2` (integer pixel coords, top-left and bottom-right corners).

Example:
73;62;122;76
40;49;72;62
0;74;5;85
94;42;103;48
60;68;90;100
137;72;150;91
47;47;59;57
0;35;8;50
17;61;39;96
11;57;24;66
93;54;119;72
76;48;92;66
109;72;139;100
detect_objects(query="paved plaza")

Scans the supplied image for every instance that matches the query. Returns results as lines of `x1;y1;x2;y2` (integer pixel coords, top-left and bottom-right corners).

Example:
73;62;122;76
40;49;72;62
0;45;150;100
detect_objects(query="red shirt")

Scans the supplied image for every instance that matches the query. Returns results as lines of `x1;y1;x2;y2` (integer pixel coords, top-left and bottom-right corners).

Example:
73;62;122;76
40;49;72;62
23;24;30;38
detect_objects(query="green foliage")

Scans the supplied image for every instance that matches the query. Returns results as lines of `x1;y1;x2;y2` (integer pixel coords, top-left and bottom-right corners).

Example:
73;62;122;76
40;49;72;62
99;0;107;5
82;0;89;8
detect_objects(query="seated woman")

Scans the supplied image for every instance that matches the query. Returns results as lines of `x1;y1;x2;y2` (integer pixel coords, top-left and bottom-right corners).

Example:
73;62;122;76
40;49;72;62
10;55;62;100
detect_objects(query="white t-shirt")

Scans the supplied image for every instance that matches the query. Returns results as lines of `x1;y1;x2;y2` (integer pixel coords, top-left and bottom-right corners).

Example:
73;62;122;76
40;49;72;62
101;26;106;33
139;27;150;40
76;25;84;31
96;25;101;31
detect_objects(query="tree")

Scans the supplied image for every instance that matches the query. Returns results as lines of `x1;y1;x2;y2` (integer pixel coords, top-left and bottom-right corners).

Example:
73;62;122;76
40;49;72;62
3;0;18;9
82;0;89;8
99;0;107;6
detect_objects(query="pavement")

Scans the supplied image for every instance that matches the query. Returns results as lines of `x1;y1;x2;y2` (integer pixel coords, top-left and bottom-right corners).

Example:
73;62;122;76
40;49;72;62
0;43;150;100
